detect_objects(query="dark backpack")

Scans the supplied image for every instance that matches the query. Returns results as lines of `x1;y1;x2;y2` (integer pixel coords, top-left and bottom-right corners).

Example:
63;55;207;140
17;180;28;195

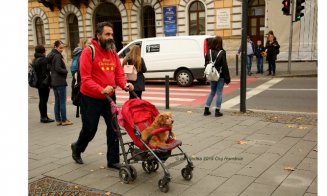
28;59;39;88
71;45;95;117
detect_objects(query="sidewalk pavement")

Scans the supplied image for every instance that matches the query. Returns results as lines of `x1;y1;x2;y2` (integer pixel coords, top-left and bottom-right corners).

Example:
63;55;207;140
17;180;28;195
28;61;318;195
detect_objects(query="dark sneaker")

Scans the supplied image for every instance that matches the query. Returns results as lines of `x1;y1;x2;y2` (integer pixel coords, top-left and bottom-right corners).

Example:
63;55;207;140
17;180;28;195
71;143;83;164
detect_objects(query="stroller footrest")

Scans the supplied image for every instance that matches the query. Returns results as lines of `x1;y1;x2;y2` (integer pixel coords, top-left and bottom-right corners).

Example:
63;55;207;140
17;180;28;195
157;140;182;151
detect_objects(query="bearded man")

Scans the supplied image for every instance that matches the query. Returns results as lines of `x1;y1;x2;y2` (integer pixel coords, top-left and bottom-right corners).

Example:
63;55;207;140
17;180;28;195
70;21;134;169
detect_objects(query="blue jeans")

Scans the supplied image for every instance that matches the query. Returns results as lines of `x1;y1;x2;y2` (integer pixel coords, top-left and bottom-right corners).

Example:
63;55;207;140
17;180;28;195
247;55;253;73
205;78;225;109
256;57;263;73
53;86;67;122
74;94;119;164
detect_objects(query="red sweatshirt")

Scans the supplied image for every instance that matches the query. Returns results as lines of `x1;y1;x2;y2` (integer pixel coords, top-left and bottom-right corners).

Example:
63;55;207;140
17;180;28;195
79;38;127;100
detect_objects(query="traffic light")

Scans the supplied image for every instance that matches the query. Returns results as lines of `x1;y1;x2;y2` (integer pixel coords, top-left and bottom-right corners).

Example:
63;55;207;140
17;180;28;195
295;0;305;21
282;0;290;15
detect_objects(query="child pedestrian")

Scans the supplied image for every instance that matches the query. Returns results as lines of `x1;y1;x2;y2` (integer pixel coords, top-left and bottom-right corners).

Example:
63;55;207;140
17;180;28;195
255;40;265;74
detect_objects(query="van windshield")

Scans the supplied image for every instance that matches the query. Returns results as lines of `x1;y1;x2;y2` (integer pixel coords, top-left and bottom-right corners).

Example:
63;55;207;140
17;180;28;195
119;41;142;58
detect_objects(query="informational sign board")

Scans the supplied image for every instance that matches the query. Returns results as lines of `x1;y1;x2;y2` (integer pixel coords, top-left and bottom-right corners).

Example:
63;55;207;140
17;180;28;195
217;8;231;29
163;6;177;36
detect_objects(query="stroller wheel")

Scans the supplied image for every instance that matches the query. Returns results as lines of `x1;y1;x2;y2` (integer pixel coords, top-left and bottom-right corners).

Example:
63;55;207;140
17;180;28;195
119;167;132;184
128;165;137;181
151;160;159;172
158;179;169;193
181;168;193;181
142;161;154;173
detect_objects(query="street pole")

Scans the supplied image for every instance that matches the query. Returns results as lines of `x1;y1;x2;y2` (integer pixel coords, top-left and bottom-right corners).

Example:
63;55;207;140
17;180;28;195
140;0;144;38
240;0;248;113
288;0;295;74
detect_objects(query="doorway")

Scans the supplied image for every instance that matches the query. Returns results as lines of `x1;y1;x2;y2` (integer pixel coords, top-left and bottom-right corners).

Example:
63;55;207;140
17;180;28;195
248;0;265;44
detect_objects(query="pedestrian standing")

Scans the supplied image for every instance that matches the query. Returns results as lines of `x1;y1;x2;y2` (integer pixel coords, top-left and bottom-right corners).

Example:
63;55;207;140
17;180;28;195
70;22;134;169
265;33;280;76
122;45;147;99
204;36;231;117
47;40;73;126
33;45;54;123
238;36;255;76
255;40;265;74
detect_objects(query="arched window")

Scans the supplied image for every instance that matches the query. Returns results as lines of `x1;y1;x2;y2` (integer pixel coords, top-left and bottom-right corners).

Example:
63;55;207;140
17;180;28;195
67;14;79;57
189;1;205;35
94;2;123;51
143;6;156;38
35;17;45;45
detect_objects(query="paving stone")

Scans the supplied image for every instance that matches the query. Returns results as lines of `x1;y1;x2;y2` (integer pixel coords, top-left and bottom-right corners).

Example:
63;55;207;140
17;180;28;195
240;182;276;196
306;177;317;194
179;175;227;196
212;162;245;178
271;169;316;196
266;137;300;156
237;153;281;178
297;157;317;173
209;174;255;196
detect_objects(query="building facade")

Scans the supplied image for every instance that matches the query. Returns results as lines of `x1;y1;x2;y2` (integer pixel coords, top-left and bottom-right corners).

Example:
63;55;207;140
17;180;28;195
28;0;317;63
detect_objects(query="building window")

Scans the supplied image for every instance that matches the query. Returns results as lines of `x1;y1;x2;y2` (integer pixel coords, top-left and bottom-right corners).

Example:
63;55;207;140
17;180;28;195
35;17;45;45
189;1;205;35
67;14;79;57
143;6;156;38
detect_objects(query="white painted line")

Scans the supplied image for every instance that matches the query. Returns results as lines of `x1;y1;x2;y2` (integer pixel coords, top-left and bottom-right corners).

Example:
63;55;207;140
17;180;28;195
144;87;210;92
116;100;180;107
115;95;195;101
223;78;284;109
116;91;208;96
247;88;317;91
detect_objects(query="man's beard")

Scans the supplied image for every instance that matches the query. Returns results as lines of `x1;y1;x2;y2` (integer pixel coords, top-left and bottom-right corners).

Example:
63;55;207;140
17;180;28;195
99;38;116;51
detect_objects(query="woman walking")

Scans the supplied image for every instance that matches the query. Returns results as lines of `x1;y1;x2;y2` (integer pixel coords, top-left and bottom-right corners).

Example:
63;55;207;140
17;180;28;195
203;36;231;117
122;45;147;99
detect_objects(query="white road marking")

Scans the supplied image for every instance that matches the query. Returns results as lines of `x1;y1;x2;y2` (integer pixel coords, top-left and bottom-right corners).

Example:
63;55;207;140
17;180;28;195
223;78;284;109
246;88;317;91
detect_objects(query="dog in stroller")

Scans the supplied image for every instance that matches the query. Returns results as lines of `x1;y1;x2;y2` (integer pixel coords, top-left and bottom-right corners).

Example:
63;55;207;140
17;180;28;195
106;94;194;193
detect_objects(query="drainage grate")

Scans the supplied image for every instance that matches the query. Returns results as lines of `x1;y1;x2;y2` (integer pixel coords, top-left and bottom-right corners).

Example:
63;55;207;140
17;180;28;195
29;176;118;196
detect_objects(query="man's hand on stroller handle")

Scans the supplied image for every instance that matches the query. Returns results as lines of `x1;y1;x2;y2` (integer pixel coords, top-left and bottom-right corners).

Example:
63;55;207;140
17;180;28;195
124;83;134;91
101;85;115;95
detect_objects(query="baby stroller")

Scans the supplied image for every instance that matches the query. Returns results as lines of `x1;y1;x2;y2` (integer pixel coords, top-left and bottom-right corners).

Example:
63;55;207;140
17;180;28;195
105;93;194;193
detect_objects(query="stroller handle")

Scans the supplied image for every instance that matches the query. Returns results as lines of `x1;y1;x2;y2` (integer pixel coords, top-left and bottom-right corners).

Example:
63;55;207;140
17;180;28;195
104;90;139;102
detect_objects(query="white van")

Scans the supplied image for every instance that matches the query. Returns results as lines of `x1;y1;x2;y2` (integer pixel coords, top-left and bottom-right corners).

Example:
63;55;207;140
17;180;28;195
118;35;214;87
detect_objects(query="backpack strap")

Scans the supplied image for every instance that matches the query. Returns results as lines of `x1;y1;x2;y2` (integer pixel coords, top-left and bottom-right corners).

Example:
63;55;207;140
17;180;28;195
213;50;223;65
89;44;95;61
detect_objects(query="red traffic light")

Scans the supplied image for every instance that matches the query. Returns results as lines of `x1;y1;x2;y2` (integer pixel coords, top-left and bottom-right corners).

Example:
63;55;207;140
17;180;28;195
282;0;290;15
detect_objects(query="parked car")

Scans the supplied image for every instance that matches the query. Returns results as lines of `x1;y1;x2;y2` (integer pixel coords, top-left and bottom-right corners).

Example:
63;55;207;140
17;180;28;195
118;35;214;87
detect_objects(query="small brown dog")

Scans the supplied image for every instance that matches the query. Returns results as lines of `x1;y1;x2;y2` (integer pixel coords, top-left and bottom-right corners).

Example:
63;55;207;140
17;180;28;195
141;112;174;147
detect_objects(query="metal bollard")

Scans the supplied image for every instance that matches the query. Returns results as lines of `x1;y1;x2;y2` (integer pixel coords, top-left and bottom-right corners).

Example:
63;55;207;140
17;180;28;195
236;54;239;76
165;75;169;109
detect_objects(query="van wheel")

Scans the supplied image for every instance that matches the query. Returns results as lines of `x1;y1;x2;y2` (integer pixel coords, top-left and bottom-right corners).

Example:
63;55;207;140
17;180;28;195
176;69;193;87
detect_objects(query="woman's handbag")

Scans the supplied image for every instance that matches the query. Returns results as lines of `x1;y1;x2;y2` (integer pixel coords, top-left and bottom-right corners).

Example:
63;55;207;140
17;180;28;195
123;64;137;81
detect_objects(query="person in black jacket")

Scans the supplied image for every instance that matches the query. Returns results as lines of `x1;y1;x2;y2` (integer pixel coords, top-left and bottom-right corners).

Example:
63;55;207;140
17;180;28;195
47;40;73;126
265;33;280;76
122;45;147;99
204;36;231;117
33;45;54;123
255;40;265;74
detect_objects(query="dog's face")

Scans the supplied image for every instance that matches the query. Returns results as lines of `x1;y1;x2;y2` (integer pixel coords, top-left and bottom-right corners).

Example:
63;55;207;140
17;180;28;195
155;112;174;127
